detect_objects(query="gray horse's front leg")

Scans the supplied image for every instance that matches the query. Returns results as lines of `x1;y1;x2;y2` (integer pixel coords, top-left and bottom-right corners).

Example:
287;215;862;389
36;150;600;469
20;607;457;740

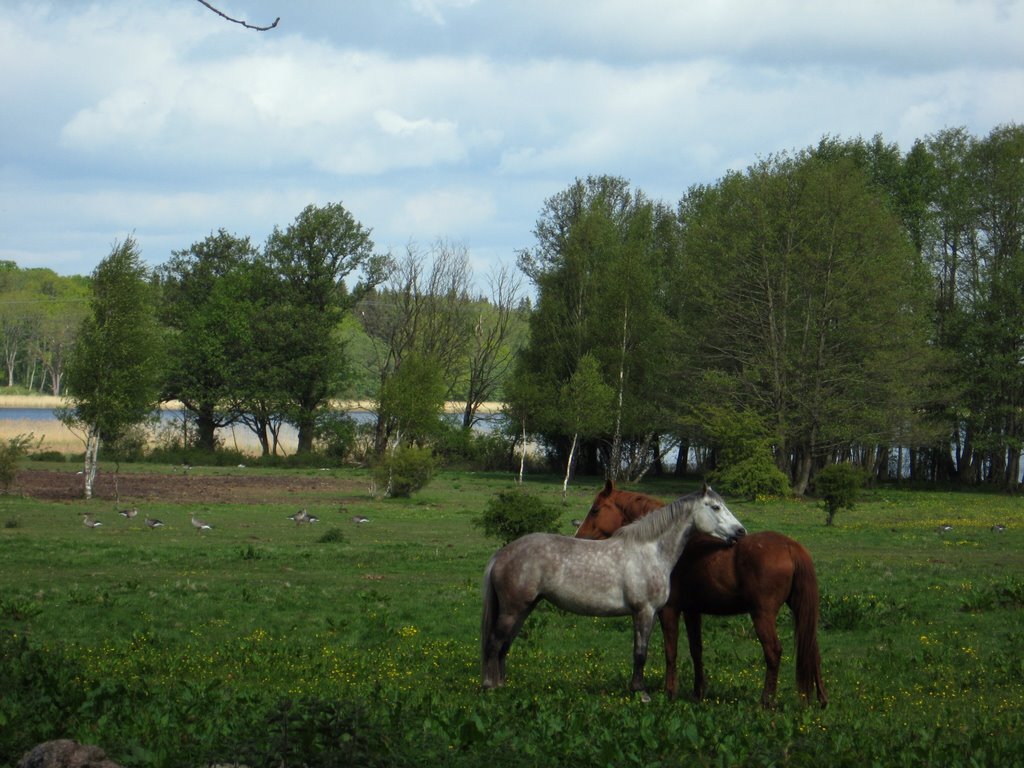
629;606;656;702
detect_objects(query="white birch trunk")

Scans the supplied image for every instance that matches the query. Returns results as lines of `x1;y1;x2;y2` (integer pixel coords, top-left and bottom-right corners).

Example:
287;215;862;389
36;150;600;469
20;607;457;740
83;426;101;499
386;428;401;497
609;302;628;481
518;418;527;485
561;432;578;504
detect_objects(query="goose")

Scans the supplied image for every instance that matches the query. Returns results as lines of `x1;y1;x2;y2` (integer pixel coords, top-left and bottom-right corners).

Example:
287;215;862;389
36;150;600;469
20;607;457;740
571;519;583;528
145;516;164;529
991;523;1007;533
351;515;369;524
191;513;212;531
117;506;138;520
289;510;321;525
938;523;953;533
82;514;102;529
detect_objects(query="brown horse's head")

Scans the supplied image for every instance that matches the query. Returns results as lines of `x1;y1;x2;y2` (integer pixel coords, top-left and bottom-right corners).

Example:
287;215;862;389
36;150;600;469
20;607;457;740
574;479;665;539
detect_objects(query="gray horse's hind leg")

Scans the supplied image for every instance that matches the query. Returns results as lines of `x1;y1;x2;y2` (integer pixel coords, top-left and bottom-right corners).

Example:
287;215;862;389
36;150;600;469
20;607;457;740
629;605;657;702
483;606;533;688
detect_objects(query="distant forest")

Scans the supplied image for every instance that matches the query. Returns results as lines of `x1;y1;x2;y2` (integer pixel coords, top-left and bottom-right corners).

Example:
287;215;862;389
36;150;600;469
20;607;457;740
3;124;1022;491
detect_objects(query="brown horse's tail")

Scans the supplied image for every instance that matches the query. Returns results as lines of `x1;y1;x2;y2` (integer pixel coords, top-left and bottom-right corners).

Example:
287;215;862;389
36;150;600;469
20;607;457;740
789;543;828;708
480;555;499;687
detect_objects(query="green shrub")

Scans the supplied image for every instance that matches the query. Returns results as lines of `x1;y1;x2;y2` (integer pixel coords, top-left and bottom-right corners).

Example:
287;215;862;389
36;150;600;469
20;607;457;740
0;433;36;493
814;462;863;525
314;412;358;462
373;444;436;498
709;453;790;500
29;449;66;462
434;422;516;471
317;527;346;544
104;424;151;463
476;487;560;544
700;406;790;500
146;445;249;467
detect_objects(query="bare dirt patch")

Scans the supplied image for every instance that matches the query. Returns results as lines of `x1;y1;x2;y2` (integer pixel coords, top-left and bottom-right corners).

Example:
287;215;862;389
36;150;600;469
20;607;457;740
15;467;368;506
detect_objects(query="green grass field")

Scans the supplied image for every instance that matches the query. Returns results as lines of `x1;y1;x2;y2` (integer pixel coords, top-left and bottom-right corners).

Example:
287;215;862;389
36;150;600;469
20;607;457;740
1;465;1022;767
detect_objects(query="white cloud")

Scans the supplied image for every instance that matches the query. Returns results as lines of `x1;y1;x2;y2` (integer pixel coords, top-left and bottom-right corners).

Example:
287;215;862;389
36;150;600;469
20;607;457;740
1;0;1022;280
408;0;479;26
394;187;496;237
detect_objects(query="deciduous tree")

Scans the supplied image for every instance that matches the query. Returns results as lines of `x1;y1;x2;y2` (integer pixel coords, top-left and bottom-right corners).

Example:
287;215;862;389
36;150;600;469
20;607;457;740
264;202;383;454
60;238;165;497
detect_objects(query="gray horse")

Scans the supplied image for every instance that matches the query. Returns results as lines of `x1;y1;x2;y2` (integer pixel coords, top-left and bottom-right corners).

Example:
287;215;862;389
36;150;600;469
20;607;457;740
481;485;745;699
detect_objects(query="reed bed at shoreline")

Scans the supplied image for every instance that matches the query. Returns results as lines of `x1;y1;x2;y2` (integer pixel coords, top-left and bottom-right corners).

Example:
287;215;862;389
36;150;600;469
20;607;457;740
0;415;284;458
0;395;502;414
0;397;504;458
0;418;84;454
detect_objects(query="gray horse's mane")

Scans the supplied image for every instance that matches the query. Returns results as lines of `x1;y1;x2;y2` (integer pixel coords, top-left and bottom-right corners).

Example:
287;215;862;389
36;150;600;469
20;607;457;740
611;487;711;543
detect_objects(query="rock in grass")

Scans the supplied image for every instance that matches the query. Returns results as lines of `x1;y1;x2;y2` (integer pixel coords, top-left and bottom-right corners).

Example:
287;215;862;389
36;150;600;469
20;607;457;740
18;739;122;768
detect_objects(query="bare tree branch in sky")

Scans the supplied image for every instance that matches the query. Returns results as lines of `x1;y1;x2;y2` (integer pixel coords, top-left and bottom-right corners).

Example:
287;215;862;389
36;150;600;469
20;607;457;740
195;0;279;31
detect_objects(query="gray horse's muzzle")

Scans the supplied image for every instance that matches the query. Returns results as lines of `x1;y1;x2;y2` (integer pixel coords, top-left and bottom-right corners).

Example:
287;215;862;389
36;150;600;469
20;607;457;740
725;526;747;545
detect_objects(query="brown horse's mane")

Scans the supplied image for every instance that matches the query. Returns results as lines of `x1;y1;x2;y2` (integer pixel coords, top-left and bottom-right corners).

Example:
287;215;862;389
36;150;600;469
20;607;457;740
612;489;663;523
611;489;698;544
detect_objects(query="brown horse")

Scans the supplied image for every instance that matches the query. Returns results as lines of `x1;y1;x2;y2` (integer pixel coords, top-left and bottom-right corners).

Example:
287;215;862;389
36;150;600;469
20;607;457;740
576;480;827;708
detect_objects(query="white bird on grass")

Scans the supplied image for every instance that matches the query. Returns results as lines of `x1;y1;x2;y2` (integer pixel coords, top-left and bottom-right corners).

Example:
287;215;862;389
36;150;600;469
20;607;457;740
191;513;212;532
145;516;164;529
82;514;102;529
117;506;138;520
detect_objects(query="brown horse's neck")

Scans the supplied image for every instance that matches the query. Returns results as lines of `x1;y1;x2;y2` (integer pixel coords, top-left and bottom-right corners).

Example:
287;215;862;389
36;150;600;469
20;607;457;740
621;492;663;524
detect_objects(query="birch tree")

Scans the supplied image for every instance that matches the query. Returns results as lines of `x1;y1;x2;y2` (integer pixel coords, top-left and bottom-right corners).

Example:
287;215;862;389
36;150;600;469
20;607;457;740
60;238;165;498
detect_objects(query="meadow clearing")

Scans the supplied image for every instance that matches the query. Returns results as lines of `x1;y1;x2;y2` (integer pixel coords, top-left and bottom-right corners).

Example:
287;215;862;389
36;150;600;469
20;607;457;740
1;461;1022;767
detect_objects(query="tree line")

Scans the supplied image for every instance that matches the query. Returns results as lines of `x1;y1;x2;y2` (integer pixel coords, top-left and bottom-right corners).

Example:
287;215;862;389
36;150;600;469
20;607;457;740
3;124;1021;495
509;124;1024;492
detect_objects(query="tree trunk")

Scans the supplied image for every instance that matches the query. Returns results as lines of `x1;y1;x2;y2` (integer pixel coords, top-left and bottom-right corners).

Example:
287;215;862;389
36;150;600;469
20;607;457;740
518;418;527;485
196;407;219;452
296;421;315;454
83;426;101;499
793;445;813;496
561;432;578;504
608;302;628;482
674;442;689;475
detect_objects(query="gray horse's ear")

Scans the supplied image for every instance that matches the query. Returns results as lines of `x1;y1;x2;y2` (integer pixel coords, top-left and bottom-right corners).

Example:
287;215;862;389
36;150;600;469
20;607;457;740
701;482;709;495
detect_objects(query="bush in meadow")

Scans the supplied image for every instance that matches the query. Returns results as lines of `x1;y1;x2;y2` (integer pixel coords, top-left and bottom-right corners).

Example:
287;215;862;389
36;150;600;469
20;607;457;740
373;444;436;497
813;461;863;525
476;487;560;544
0;433;36;493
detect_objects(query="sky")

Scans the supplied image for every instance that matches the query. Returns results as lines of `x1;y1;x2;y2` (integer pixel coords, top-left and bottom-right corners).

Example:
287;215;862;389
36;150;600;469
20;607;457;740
2;0;1022;290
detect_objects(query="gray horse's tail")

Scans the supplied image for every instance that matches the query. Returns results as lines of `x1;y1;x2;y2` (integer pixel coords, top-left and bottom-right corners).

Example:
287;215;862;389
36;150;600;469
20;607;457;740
480;554;499;687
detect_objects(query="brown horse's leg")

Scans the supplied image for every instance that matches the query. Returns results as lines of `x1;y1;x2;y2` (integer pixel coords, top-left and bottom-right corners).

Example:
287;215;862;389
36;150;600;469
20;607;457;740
752;611;782;708
630;606;657;701
658;605;681;699
683;610;707;701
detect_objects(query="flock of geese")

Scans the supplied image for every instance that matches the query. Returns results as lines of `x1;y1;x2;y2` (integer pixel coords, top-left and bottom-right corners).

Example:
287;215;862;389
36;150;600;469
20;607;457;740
81;507;370;531
937;522;1008;533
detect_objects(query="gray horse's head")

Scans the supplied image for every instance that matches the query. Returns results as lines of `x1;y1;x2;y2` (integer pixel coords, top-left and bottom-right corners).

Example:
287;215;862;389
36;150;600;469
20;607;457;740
692;484;746;544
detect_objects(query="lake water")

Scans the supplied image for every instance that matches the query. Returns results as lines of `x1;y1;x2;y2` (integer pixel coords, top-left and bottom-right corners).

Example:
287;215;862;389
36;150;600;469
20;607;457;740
0;407;504;436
